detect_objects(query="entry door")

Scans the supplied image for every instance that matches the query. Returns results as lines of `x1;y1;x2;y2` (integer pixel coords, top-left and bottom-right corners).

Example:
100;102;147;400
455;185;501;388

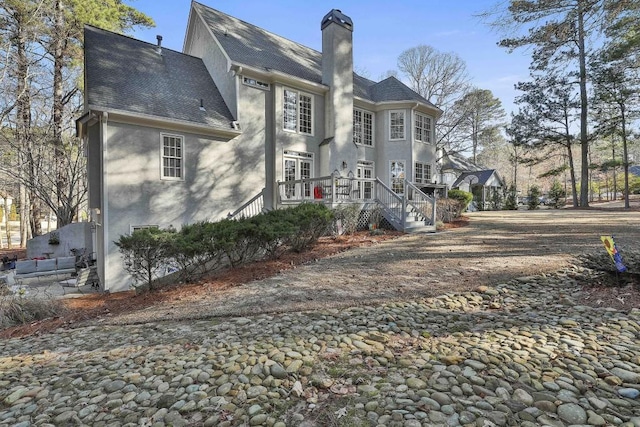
357;161;374;199
390;160;405;195
283;151;313;199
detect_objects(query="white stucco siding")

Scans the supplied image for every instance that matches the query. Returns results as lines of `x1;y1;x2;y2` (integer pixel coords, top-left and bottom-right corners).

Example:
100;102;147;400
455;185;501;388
273;84;326;180
375;108;412;186
102;121;243;292
186;15;237;118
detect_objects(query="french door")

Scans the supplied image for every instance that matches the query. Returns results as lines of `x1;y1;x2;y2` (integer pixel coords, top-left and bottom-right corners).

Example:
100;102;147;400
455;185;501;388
283;150;313;199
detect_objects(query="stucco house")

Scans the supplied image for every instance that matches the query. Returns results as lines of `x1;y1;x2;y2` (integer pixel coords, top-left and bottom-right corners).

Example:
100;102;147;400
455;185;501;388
77;2;443;292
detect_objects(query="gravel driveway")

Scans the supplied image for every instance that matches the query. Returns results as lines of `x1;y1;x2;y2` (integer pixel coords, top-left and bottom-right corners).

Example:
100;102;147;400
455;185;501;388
105;207;640;325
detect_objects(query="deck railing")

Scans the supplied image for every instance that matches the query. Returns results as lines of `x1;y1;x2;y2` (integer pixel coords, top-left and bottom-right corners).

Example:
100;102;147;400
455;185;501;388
277;175;377;205
374;178;404;229
228;188;265;219
405;180;436;226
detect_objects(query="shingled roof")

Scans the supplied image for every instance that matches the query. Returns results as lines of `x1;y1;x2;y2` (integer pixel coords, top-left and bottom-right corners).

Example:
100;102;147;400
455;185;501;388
452;170;504;188
84;25;235;130
192;2;438;109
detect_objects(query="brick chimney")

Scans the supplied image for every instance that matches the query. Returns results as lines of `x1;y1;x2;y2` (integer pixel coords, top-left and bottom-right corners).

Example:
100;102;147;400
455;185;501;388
321;9;354;175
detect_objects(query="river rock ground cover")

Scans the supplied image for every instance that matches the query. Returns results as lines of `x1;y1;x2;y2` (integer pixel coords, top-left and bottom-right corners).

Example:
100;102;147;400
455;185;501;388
1;208;640;426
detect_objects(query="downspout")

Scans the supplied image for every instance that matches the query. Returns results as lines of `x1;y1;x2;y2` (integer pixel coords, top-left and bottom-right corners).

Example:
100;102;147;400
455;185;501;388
100;112;108;292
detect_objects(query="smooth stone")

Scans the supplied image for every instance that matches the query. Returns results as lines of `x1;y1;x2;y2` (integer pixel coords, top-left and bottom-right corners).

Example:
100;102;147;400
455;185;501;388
557;402;587;425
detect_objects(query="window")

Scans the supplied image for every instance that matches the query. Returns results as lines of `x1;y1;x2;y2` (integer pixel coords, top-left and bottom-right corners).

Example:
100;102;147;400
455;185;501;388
242;76;270;90
414;113;432;143
161;134;183;180
283;89;313;135
414;162;432;184
389;110;405;140
353;109;373;146
357;161;374;199
390;161;405;194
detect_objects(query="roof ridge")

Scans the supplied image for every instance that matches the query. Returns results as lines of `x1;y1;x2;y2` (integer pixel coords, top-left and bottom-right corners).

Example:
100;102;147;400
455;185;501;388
84;24;203;61
193;2;322;57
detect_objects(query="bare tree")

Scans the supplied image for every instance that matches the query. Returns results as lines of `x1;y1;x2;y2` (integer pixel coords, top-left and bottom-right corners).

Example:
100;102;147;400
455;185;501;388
396;45;473;155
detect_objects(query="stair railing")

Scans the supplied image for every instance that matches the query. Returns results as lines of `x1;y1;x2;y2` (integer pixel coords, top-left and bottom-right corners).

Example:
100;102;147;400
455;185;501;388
404;180;436;226
228;188;266;219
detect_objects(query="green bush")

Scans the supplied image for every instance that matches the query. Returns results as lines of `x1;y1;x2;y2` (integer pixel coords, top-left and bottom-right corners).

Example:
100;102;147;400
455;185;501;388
168;221;226;281
503;185;518;210
527;185;541;210
548;180;566;209
250;210;297;259
285;203;334;252
448;189;473;210
115;227;175;290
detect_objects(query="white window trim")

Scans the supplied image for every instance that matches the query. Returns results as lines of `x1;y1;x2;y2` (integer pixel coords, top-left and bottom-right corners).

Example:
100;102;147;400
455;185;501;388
414;161;432;184
414;112;432;144
130;224;159;235
242;76;270;90
389;160;406;195
353;108;374;147
283;87;314;136
160;133;185;181
389;110;406;141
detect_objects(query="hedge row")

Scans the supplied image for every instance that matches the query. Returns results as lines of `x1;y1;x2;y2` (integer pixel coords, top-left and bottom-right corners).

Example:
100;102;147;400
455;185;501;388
115;203;334;290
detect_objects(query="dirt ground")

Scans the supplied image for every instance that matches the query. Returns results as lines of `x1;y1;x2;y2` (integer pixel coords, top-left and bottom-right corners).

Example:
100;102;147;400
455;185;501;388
2;203;639;338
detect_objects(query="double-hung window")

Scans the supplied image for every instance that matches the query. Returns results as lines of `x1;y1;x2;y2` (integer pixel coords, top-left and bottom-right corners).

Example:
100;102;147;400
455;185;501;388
353;109;373;146
389;110;405;140
414;162;432;184
283;88;313;135
414;113;432;143
161;134;184;180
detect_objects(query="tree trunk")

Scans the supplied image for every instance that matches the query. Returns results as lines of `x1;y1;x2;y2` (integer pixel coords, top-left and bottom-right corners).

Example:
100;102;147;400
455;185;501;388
53;0;71;227
566;142;578;207
577;0;590;207
620;103;630;209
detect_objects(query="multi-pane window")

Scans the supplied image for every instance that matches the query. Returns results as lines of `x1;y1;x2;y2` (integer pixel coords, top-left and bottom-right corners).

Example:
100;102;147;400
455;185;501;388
243;76;270;90
283;89;313;135
283;150;314;199
161;134;183;180
414;162;432;184
357;160;374;199
415;113;432;143
353;109;373;146
390;110;405;140
390;160;405;194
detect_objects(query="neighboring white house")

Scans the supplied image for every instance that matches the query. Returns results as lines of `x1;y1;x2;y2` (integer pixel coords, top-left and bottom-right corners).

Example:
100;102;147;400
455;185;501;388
441;153;505;210
77;3;443;292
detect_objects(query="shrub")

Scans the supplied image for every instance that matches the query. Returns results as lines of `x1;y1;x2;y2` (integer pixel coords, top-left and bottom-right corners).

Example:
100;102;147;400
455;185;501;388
250;210;297;259
285;203;334;252
115;227;175;290
448;189;473;211
548;180;566;209
490;191;503;210
0;285;66;328
167;221;226;281
437;198;462;223
527;185;541;210
503;185;518;210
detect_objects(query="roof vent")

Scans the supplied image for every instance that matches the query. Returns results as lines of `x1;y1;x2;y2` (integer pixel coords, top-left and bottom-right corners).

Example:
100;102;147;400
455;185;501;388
156;35;163;54
321;9;353;31
199;98;206;111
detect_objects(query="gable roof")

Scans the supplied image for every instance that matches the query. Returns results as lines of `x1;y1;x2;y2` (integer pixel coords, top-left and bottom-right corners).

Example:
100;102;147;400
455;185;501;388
191;2;439;110
452;170;504;188
441;153;484;172
630;165;640;176
84;25;236;131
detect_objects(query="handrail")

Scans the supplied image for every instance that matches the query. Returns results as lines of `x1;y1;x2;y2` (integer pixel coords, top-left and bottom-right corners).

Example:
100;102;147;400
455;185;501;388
405;180;436;225
375;178;404;228
228;188;265;219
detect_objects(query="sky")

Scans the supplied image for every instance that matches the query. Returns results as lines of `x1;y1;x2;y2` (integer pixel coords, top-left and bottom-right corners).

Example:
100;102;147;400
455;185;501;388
129;0;532;115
